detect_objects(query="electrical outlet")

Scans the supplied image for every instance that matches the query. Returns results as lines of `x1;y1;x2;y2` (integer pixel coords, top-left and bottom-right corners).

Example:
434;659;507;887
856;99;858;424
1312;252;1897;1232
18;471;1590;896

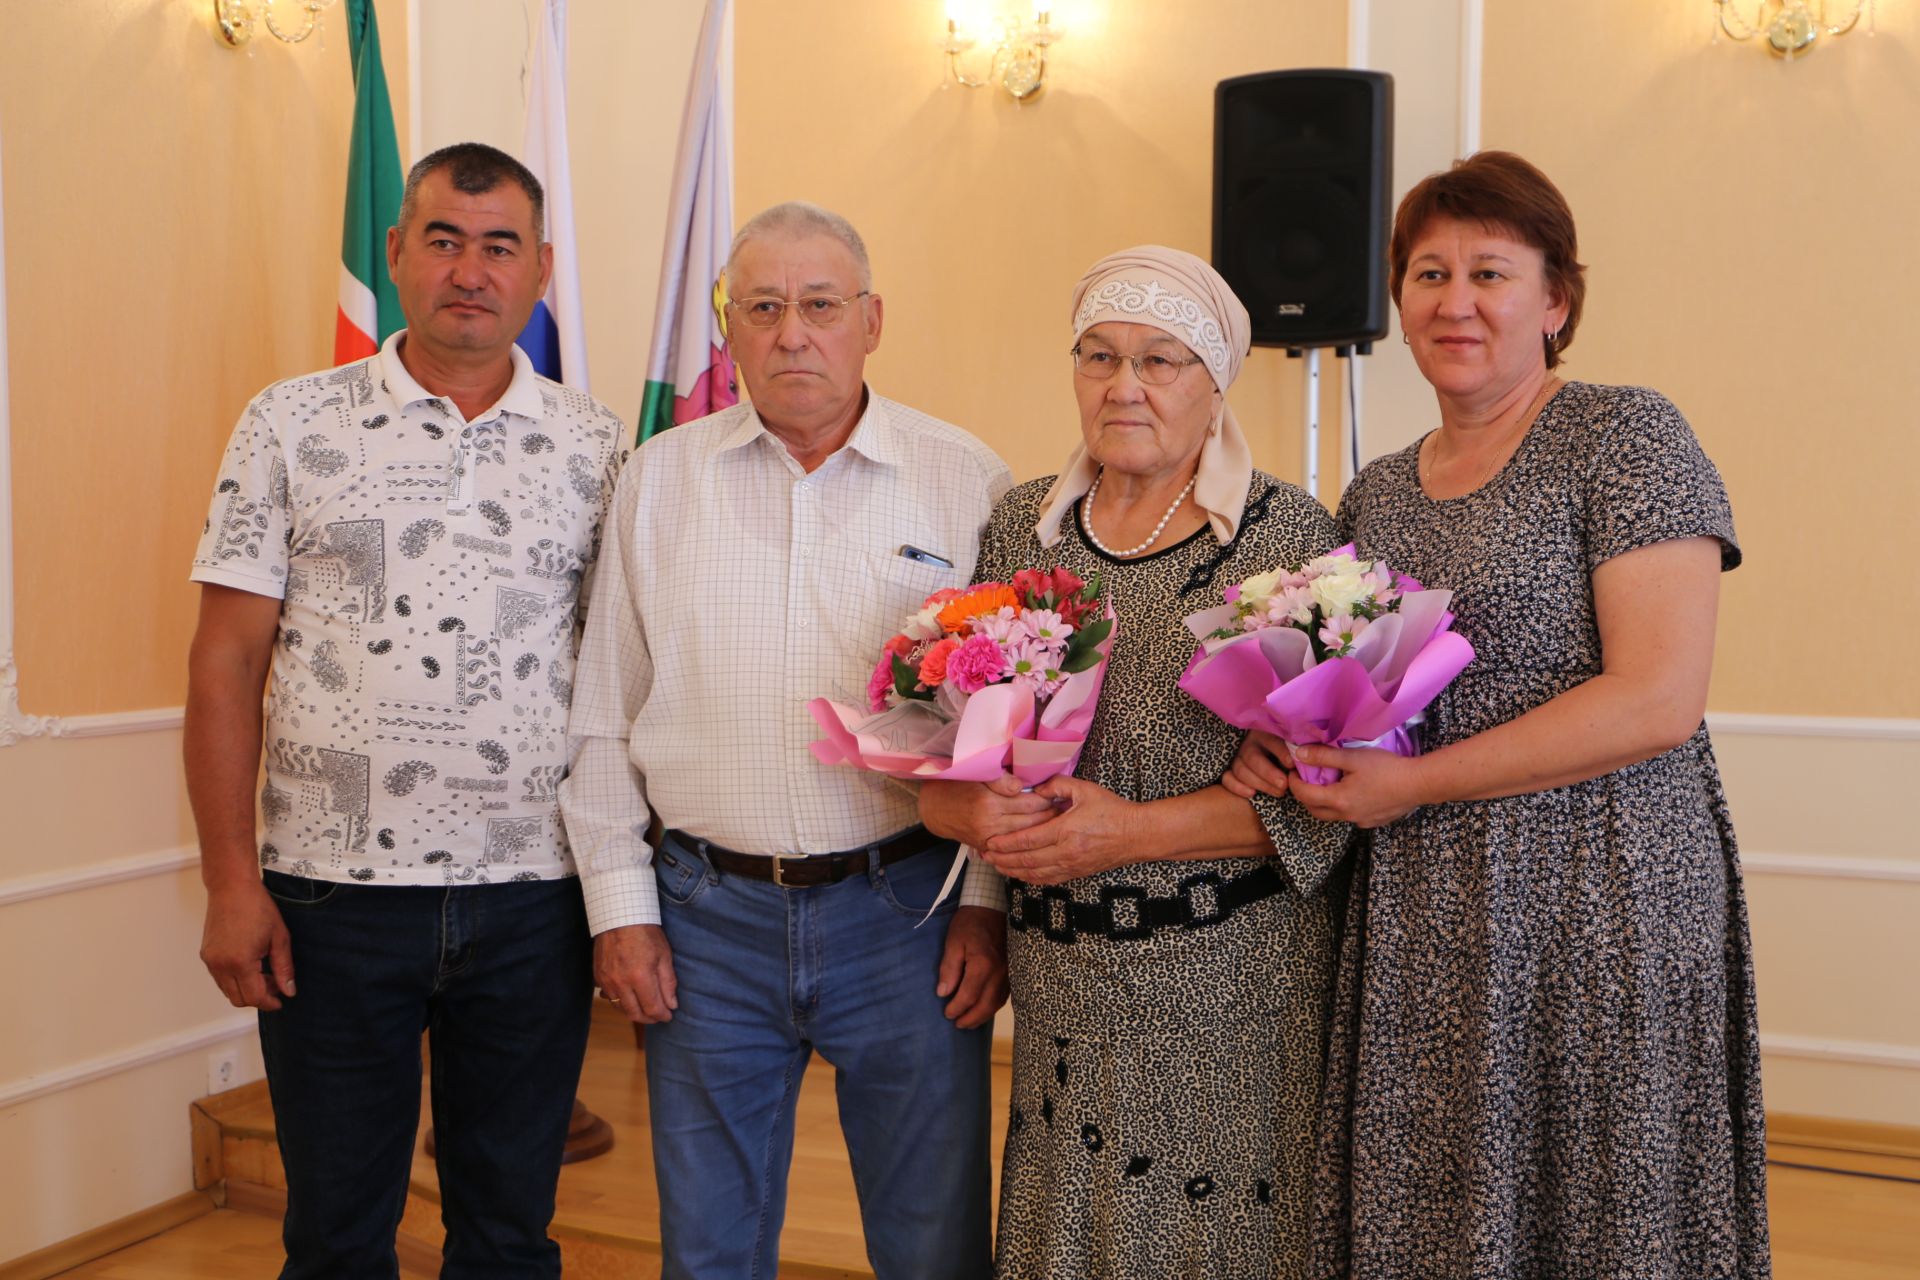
207;1047;240;1095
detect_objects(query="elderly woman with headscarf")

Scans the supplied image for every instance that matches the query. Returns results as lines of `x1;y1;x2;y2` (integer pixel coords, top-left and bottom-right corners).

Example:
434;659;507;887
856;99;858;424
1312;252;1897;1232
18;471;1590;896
918;247;1353;1280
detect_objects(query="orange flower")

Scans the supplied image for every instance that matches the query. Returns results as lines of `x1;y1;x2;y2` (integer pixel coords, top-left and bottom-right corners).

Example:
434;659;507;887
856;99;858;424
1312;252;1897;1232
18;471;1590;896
936;583;1021;634
918;637;961;686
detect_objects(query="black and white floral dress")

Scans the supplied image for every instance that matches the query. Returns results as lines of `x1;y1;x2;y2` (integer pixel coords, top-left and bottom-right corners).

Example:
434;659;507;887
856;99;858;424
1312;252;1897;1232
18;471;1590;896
1307;382;1770;1278
979;473;1354;1280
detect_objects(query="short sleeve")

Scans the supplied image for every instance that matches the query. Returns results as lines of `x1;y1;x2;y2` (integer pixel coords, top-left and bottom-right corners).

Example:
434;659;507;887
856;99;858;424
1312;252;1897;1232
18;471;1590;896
189;397;291;598
1583;388;1740;573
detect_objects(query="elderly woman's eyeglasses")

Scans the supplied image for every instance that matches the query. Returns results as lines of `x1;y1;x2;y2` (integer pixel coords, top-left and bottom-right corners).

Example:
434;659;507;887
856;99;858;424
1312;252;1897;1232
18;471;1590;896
1071;345;1204;385
729;292;871;329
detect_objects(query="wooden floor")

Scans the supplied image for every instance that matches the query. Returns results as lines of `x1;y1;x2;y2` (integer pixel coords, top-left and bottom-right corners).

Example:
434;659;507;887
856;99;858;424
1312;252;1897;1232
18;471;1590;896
52;1005;1920;1277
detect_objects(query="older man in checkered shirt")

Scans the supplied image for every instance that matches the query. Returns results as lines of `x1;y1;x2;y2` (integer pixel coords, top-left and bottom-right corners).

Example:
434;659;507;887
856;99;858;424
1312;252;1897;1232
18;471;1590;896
561;202;1029;1280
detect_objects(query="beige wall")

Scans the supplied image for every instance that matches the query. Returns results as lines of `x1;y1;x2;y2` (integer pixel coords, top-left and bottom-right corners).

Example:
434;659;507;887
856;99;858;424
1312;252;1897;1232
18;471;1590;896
3;2;1919;1263
1;0;411;718
1482;2;1920;718
0;0;404;1259
734;0;1348;491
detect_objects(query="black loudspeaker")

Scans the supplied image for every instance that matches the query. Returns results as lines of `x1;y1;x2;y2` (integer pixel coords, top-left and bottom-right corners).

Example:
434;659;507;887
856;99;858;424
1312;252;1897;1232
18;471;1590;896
1213;69;1393;350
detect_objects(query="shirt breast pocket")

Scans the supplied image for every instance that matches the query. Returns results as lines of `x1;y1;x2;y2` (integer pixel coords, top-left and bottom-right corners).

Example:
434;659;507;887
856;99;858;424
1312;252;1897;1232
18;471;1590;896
868;548;966;626
823;548;965;654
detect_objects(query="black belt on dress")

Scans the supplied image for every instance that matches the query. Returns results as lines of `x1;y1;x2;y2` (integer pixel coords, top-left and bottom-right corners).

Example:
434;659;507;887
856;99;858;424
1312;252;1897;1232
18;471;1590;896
662;826;949;889
1007;863;1286;943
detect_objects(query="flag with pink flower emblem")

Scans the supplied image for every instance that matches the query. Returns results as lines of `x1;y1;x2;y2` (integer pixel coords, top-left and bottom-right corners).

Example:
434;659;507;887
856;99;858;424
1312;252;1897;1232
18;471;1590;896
638;0;736;442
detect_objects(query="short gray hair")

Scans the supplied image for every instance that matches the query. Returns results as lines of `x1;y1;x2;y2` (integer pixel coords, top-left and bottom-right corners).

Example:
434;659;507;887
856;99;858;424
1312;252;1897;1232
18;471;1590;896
726;201;872;291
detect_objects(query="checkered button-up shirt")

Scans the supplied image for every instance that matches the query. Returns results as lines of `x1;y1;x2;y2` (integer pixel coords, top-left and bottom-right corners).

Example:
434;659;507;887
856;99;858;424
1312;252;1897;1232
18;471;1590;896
560;393;1013;933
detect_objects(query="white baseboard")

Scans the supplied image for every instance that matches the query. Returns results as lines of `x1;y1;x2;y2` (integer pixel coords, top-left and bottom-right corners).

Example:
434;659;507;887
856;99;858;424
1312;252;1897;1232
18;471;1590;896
1708;711;1920;742
0;1011;255;1110
1741;851;1920;884
1760;1033;1920;1072
0;845;200;909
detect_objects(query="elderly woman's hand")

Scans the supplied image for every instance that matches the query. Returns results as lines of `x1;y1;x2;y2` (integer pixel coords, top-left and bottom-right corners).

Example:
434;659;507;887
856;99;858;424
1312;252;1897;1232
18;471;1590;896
978;776;1142;885
1223;731;1294;800
919;775;1058;849
1287;744;1427;828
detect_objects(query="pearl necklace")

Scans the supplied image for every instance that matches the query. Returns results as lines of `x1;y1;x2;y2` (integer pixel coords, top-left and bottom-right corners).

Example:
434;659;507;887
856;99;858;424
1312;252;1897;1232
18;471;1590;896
1080;467;1198;558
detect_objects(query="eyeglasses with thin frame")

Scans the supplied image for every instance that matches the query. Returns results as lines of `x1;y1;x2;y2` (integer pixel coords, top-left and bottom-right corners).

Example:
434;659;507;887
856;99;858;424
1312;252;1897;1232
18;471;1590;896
1070;344;1205;385
729;291;871;329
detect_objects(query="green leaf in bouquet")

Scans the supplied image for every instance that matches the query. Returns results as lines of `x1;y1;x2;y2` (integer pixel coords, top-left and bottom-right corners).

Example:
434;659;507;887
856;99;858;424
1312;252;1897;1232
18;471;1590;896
1077;572;1103;604
1065;615;1114;662
891;653;933;702
1061;647;1105;674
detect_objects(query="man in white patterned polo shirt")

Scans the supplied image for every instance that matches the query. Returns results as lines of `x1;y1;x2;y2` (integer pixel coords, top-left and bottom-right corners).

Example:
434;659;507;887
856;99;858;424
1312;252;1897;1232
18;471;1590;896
561;202;1021;1279
186;143;623;1279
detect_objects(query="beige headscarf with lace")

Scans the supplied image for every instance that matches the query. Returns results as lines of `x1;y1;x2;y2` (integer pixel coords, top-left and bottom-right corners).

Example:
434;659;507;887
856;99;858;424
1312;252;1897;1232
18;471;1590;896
1033;245;1255;548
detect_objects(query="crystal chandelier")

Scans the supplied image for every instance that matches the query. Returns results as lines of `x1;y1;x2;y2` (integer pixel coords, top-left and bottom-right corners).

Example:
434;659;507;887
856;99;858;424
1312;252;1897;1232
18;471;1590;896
1713;1;1877;58
941;4;1061;101
214;0;342;48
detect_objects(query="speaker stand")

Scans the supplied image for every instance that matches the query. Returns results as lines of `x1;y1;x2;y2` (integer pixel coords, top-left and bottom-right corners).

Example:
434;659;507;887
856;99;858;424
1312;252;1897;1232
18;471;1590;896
1301;348;1322;502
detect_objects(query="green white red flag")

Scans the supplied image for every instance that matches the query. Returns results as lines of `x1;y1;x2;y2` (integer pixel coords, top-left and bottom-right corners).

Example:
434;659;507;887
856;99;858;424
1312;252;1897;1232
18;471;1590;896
638;0;735;442
334;0;405;363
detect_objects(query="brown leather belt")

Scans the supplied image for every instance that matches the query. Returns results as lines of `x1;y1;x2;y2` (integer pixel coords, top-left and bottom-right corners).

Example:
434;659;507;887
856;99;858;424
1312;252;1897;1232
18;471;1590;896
660;826;950;889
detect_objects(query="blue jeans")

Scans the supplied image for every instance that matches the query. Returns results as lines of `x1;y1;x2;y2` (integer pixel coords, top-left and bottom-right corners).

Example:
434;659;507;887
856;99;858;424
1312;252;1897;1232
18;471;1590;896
257;871;593;1280
646;833;993;1280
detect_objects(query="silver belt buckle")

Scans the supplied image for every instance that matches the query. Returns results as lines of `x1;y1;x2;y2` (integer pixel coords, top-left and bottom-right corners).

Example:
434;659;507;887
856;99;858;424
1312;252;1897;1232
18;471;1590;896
767;851;803;888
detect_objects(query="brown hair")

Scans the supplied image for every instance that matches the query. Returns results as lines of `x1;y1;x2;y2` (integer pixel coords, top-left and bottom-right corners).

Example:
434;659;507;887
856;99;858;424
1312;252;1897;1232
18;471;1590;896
1388;151;1586;370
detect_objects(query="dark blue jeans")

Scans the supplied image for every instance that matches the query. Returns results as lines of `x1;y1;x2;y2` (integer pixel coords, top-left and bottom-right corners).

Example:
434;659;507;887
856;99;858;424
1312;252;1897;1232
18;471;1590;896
257;871;593;1280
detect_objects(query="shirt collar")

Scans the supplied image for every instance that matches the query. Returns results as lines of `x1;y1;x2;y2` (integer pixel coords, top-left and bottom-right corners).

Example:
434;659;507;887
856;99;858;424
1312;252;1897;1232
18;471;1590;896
376;330;546;424
720;388;903;466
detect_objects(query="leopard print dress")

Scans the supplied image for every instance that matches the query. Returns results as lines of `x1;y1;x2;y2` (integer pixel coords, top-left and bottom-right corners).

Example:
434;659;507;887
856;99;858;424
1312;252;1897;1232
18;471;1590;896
1307;383;1770;1278
979;473;1355;1280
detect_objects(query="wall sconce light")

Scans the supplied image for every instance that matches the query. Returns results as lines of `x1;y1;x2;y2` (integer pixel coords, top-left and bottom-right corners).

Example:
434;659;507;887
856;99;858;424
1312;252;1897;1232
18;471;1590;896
942;4;1060;101
1714;0;1877;58
214;0;341;48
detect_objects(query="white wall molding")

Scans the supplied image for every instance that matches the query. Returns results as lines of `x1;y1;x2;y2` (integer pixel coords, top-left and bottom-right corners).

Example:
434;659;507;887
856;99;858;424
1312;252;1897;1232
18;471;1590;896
2;703;185;746
1742;851;1920;884
1708;711;1920;742
0;844;201;910
1457;0;1482;154
1761;1033;1920;1072
0;117;26;750
0;1011;254;1111
0;112;187;749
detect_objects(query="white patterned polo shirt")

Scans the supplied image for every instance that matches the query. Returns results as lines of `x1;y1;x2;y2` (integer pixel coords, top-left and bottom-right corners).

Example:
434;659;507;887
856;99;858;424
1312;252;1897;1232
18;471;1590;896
190;331;626;886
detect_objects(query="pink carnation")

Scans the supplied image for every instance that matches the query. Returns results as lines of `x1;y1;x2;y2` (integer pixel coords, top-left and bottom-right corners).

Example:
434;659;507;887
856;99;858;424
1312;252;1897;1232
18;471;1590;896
867;654;897;712
918;637;961;687
945;633;1008;694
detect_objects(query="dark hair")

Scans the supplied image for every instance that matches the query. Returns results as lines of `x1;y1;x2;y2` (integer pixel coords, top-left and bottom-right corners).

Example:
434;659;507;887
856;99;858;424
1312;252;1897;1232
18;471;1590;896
397;142;545;242
1388;150;1586;369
